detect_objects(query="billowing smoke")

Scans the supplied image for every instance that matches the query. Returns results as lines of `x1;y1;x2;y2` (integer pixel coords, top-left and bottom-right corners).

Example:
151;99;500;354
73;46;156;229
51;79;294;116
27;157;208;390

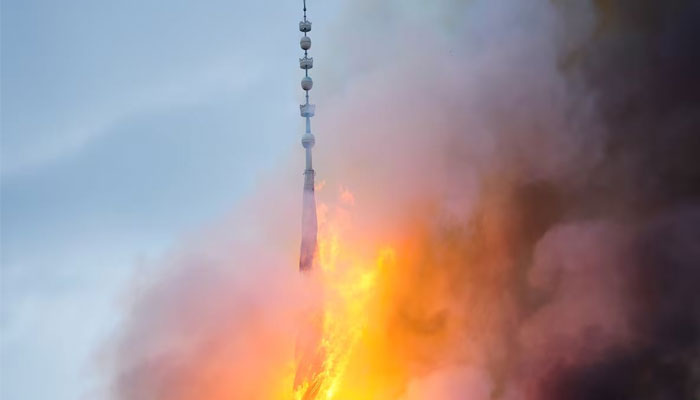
107;0;700;398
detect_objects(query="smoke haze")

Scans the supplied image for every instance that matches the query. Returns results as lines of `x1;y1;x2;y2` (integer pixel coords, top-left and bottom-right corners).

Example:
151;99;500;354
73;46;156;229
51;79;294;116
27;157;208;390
108;0;700;398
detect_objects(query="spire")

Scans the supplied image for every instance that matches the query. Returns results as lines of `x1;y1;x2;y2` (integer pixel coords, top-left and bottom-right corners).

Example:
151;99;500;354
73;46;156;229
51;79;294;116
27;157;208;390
299;0;317;273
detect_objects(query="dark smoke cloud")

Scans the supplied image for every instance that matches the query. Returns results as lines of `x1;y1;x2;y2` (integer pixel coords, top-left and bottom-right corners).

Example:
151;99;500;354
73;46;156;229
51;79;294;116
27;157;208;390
526;1;700;398
541;210;700;400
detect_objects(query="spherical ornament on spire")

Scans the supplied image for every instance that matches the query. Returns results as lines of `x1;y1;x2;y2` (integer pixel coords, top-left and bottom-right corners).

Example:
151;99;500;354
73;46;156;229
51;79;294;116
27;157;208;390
301;76;313;91
300;36;311;50
301;132;315;149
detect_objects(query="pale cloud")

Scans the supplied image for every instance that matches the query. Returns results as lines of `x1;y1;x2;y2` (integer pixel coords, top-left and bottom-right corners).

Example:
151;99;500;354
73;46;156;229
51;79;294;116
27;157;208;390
1;60;262;177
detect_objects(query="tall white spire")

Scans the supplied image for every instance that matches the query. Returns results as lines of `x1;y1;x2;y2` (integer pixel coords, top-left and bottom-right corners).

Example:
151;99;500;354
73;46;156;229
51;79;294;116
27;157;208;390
298;0;318;273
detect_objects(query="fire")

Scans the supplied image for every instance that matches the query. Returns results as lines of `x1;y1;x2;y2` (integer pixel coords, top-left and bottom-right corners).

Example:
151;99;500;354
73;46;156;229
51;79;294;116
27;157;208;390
292;186;404;399
289;180;486;400
285;180;520;399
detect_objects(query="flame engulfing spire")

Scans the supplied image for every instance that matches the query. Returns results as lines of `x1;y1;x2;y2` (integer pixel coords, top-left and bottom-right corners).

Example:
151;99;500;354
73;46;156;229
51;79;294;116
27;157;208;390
298;0;317;272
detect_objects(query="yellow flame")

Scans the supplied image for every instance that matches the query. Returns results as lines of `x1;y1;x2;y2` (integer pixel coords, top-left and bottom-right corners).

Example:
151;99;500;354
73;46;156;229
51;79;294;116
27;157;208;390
292;188;399;399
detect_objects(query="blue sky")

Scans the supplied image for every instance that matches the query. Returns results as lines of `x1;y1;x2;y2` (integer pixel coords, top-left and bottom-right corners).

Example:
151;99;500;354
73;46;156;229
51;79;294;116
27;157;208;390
1;1;341;398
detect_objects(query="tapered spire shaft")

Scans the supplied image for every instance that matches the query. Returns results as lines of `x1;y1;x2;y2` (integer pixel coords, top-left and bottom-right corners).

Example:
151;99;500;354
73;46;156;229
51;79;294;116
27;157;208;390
298;0;317;272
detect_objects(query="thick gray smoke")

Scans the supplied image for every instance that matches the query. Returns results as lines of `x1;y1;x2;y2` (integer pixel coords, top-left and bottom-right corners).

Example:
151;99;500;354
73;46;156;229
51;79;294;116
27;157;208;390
108;0;700;398
317;0;700;397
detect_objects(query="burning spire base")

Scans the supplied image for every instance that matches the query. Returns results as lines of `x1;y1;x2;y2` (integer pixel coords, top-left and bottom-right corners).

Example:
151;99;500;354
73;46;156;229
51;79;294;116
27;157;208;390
299;170;317;272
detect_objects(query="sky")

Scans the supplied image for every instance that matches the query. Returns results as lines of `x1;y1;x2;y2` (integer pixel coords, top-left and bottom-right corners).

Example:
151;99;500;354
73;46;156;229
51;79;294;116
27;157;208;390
1;1;341;398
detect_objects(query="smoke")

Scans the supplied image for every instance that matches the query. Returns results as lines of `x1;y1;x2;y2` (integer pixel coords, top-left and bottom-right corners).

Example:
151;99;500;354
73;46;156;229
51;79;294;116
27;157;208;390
107;0;700;398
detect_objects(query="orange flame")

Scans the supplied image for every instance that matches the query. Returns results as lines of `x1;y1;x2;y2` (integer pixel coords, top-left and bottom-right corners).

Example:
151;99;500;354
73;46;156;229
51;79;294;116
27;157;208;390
291;186;410;399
